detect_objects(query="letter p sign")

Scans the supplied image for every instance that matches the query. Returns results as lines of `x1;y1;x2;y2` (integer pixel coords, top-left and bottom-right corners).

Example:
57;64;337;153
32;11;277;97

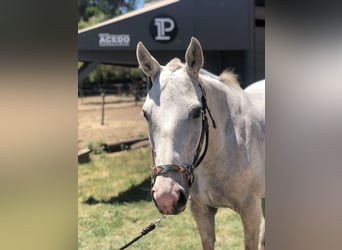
150;15;178;43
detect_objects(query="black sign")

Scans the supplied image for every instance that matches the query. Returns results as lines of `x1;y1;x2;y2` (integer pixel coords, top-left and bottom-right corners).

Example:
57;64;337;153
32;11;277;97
150;15;177;43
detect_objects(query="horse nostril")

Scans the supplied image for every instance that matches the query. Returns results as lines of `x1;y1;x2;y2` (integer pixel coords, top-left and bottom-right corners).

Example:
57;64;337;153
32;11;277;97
151;186;187;214
177;189;187;210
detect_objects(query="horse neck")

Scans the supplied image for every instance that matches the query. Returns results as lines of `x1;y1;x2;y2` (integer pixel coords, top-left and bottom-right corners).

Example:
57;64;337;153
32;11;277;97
200;75;247;126
199;75;251;162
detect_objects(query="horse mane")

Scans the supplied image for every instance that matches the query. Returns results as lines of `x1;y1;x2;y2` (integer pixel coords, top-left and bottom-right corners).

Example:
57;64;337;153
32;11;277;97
166;58;183;72
165;59;241;90
219;70;241;89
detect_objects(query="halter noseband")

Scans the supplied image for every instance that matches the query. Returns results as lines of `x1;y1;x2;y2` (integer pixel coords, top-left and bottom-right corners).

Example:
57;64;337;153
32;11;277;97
151;83;216;187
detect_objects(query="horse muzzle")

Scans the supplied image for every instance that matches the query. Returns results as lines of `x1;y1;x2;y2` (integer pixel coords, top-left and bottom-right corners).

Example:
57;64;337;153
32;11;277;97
151;174;189;215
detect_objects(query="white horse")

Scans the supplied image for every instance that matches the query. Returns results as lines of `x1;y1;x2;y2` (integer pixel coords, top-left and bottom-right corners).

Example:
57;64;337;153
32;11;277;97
136;37;265;250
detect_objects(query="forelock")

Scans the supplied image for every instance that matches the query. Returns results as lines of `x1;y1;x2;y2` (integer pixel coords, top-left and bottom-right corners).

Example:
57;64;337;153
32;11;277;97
165;58;184;72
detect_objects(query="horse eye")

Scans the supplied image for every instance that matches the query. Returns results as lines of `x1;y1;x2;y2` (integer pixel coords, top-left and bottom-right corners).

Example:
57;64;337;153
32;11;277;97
192;108;202;119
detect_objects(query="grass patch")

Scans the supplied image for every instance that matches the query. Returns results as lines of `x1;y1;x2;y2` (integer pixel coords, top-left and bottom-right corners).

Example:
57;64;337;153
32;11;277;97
78;148;243;249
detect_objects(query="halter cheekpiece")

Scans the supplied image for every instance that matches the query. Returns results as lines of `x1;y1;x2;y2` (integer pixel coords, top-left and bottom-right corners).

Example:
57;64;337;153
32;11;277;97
151;83;216;187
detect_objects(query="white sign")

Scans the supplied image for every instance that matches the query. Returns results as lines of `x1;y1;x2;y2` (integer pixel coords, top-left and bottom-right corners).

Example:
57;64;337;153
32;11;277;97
98;33;130;47
154;18;175;41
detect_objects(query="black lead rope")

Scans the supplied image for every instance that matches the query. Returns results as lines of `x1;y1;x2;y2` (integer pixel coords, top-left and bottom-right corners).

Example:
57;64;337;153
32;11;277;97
118;215;166;250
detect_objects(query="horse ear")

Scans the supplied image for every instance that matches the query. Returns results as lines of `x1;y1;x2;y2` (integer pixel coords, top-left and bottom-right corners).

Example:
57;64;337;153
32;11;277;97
185;37;203;77
136;42;160;78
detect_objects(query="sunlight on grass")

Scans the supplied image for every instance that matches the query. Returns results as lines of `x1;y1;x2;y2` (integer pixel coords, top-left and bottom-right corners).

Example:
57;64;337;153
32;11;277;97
78;148;243;249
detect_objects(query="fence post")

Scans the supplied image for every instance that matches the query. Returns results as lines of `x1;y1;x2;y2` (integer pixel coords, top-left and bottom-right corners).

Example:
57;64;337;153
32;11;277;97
101;92;105;125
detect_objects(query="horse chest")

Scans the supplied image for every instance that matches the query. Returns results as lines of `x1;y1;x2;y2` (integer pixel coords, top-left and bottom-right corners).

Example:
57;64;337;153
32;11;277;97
191;169;243;209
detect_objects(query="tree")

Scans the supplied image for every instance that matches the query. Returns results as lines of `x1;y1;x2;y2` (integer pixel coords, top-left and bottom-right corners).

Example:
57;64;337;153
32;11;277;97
78;0;141;23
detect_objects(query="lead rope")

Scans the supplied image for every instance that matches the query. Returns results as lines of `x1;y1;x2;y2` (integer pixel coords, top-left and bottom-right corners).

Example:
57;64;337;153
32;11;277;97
118;214;166;250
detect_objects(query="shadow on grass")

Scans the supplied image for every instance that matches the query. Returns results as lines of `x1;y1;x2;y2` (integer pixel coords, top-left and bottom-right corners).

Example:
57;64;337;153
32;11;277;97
83;177;152;205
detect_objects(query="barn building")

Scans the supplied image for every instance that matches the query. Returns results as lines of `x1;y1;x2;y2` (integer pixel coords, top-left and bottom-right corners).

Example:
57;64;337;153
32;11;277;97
78;0;264;90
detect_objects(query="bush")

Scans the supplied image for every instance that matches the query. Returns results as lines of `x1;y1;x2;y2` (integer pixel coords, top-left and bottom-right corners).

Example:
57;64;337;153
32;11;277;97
87;140;105;154
81;64;143;84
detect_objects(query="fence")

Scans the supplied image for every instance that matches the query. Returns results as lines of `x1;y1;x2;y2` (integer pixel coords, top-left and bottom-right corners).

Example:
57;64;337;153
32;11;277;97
78;79;148;100
78;80;150;151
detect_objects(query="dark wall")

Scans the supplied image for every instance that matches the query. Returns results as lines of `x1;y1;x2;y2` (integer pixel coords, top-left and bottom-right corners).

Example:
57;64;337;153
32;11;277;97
79;0;251;53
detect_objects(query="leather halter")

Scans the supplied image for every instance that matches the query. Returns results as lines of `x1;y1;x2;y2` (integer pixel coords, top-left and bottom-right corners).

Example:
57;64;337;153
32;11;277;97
151;83;216;187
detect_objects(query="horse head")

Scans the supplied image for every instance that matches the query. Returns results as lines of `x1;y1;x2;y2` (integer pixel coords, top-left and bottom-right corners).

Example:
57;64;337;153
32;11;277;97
136;37;207;215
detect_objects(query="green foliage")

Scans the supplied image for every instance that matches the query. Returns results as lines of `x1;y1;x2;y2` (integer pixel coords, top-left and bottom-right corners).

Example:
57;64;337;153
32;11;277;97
78;12;109;30
84;6;102;21
78;0;143;28
82;64;142;85
87;140;105;154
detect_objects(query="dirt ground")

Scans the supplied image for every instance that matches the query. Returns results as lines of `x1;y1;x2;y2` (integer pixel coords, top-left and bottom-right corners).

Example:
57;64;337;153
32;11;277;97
78;95;148;150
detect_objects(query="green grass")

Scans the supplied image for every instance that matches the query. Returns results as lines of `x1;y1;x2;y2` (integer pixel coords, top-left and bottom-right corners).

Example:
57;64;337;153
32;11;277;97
78;148;243;250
